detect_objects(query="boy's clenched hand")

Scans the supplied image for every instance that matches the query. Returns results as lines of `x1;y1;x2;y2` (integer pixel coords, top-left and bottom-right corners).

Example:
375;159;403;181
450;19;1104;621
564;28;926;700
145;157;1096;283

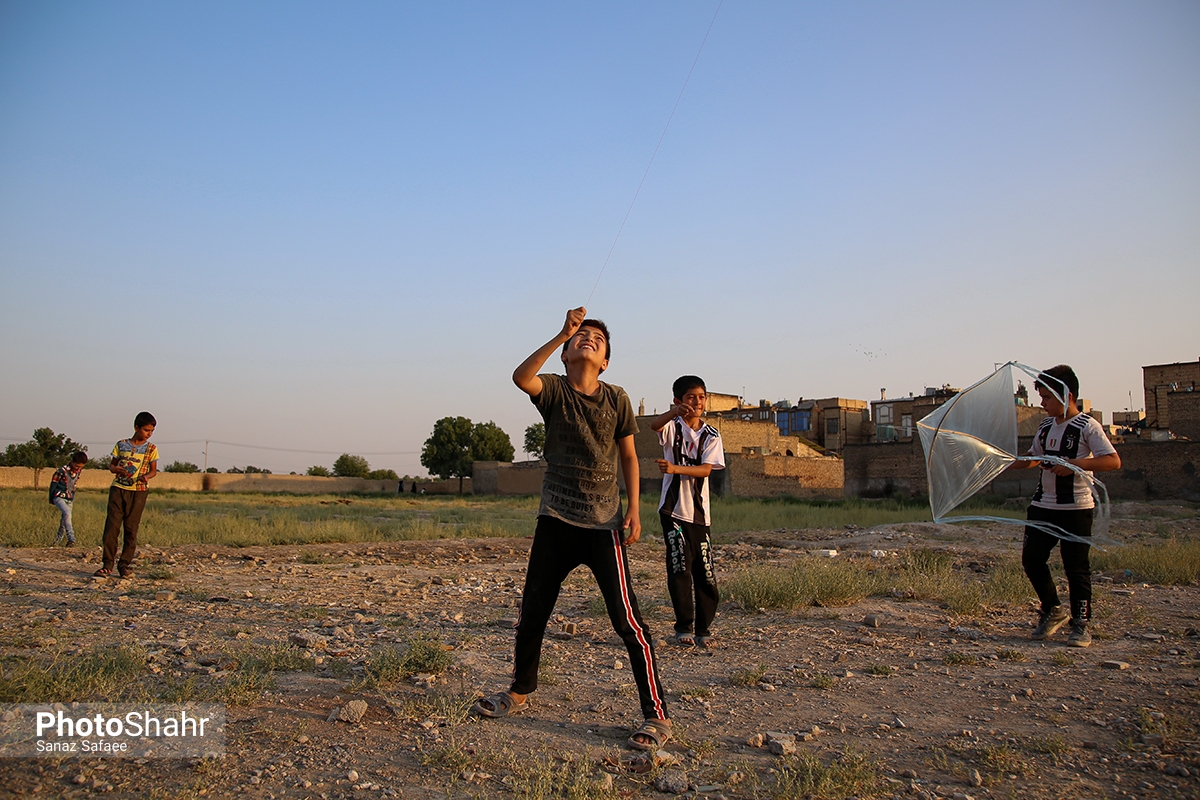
560;307;587;341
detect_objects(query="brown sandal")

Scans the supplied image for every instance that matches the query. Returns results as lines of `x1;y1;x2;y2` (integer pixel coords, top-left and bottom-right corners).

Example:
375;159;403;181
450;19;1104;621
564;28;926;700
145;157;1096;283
93;567;112;578
628;718;672;751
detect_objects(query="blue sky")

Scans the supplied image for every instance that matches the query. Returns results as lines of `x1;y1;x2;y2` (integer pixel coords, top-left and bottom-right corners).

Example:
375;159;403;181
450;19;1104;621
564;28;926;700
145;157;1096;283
2;1;1197;475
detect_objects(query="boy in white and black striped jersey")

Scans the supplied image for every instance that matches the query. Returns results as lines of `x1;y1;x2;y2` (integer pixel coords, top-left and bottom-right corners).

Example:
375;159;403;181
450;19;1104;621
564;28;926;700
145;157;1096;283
649;376;725;647
1008;365;1121;648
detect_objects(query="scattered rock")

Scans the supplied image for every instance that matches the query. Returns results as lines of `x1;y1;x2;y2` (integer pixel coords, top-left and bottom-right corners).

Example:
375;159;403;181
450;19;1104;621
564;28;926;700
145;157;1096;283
291;631;328;650
746;733;764;748
155;591;175;601
968;768;983;787
863;614;881;628
768;739;797;755
329;700;368;724
653;770;690;794
1101;660;1130;670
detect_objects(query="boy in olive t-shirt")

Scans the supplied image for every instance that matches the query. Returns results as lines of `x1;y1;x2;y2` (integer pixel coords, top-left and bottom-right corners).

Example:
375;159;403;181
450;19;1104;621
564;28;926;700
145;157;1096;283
472;307;670;752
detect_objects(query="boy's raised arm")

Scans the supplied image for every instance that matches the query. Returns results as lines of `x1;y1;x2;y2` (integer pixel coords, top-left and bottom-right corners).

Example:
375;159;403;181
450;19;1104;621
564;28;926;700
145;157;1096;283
513;307;587;397
649;404;686;433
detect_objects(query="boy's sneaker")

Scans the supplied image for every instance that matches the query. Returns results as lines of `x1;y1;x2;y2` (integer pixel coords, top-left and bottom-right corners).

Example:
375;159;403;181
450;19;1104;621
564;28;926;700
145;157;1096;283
1067;622;1092;648
1032;605;1070;640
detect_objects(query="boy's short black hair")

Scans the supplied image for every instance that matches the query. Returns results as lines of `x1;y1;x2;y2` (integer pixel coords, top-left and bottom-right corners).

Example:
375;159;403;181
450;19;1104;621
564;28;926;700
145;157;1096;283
70;451;88;464
134;411;157;428
672;375;706;400
560;319;611;360
1037;365;1079;402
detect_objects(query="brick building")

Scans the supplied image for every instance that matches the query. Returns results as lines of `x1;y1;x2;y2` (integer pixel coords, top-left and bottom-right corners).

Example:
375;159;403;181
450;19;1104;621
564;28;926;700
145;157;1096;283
1143;359;1200;437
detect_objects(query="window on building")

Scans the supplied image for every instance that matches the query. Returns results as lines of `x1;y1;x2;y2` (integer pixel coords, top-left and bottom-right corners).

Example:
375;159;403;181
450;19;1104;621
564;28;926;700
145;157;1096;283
827;417;839;434
878;404;892;425
796;411;810;431
760;410;769;420
901;414;912;436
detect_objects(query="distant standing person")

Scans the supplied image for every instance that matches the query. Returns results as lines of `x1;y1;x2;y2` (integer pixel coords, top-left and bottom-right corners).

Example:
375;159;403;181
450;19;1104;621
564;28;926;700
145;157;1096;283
473;307;670;751
649;376;725;647
49;451;89;546
97;412;158;579
1007;366;1120;647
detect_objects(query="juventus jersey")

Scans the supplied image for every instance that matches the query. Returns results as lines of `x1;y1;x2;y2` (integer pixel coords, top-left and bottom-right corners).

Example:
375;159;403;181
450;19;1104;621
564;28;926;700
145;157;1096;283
1028;414;1116;510
658;417;725;525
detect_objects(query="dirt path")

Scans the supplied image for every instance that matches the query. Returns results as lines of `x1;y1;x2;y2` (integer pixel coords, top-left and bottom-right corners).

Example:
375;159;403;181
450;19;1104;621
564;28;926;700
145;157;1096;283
2;508;1198;799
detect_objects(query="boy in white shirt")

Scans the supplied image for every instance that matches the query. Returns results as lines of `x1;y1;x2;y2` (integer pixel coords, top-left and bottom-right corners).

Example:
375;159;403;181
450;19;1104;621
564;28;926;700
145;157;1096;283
1008;365;1121;647
650;376;725;647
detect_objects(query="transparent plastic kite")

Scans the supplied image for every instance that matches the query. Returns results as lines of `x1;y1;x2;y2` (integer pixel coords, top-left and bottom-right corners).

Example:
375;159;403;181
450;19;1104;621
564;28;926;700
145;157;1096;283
917;362;1112;545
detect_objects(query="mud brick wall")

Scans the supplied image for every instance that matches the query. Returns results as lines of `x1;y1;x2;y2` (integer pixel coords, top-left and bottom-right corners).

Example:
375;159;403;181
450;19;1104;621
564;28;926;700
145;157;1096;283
842;439;928;498
1100;440;1200;502
472;461;545;495
843;439;1200;503
0;467;405;495
724;454;842;499
1144;361;1200;428
633;416;820;460
1165;392;1200;441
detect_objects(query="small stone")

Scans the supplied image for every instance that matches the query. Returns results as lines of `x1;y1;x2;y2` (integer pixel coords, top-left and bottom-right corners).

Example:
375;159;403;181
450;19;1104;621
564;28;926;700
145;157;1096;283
155;591;175;602
296;735;309;744
969;768;983;787
1101;660;1130;670
1142;733;1164;747
561;622;577;635
900;769;918;779
244;590;253;598
863;614;881;628
291;631;328;650
759;683;776;692
594;773;613;791
613;659;624;670
347;770;359;782
769;739;797;755
330;700;368;724
746;733;764;747
653;770;690;794
72;774;87;785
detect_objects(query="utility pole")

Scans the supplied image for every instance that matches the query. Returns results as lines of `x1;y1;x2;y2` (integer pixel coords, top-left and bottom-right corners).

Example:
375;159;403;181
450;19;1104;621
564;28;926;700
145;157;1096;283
204;441;209;472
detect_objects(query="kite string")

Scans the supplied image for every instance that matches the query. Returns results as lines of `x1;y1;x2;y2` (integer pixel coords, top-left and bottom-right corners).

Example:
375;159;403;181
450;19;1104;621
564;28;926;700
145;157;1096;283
585;0;724;306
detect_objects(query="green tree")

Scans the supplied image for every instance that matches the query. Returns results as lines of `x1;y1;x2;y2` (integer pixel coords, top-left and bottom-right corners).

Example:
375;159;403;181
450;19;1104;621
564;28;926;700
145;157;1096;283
473;421;515;462
421;416;475;493
420;417;515;493
164;461;200;473
523;422;546;460
306;465;332;477
1;428;88;490
244;465;271;474
332;453;370;478
367;468;400;481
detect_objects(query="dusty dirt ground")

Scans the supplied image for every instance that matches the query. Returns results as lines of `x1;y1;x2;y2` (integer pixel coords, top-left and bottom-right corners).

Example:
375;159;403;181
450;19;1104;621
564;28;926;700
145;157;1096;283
2;503;1199;800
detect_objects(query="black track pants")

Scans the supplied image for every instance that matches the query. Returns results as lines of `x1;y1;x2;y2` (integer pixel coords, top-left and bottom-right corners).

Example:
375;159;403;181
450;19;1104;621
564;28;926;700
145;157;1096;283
511;515;668;721
661;512;719;637
1022;505;1094;622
